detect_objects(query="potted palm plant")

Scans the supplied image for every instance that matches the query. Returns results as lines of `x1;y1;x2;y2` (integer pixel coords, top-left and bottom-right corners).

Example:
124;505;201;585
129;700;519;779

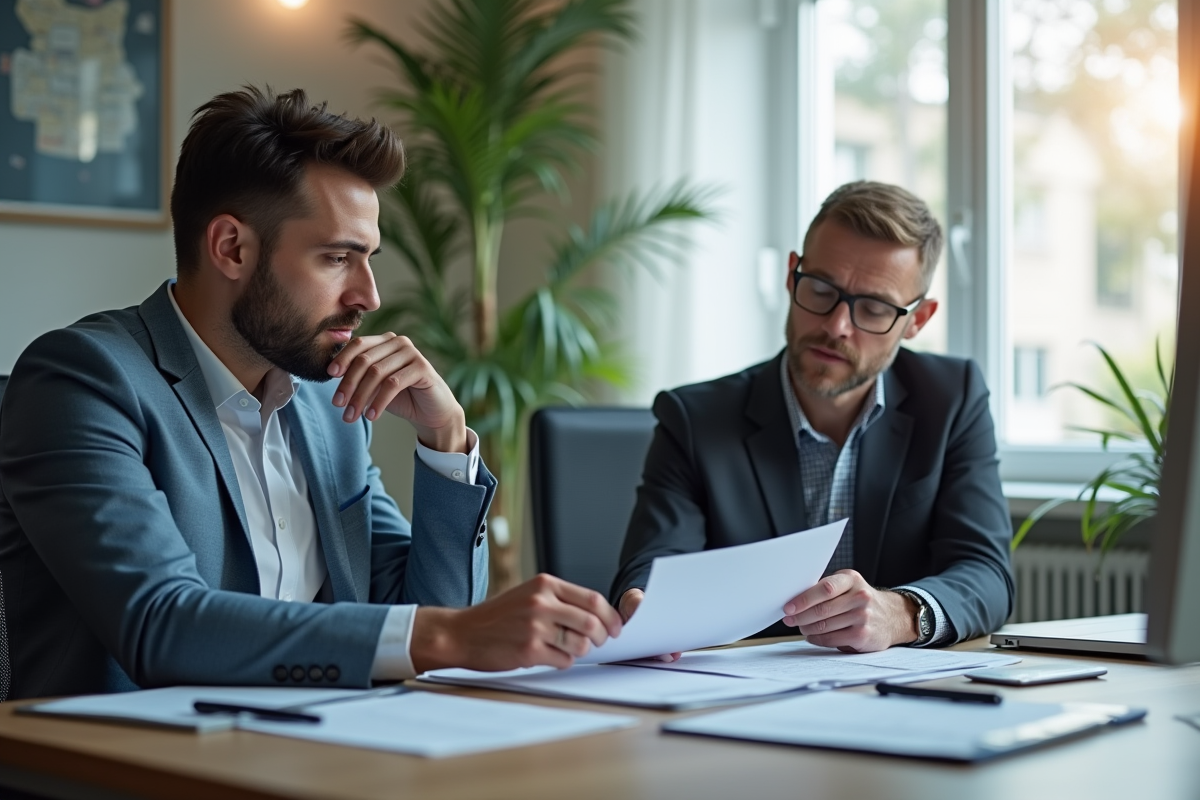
1013;341;1173;561
346;0;716;591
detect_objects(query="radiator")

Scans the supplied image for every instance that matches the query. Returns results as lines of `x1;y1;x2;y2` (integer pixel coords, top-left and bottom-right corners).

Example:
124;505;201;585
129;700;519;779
1010;545;1149;623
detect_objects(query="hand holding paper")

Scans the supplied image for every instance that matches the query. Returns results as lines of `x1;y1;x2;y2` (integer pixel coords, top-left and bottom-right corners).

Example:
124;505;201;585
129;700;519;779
578;520;846;664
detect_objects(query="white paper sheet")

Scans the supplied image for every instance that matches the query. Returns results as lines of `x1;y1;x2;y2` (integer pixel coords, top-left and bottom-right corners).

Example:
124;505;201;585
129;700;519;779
621;641;1021;685
239;692;637;758
579;520;846;664
21;686;372;732
422;664;809;709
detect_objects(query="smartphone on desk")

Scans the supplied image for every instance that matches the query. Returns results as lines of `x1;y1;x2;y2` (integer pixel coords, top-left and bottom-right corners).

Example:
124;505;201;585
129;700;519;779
965;664;1108;686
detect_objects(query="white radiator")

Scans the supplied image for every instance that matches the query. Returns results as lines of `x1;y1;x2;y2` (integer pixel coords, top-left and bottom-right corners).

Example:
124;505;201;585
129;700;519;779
1010;545;1149;623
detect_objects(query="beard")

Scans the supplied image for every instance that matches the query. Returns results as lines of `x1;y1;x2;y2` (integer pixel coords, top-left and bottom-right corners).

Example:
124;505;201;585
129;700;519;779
230;254;362;383
786;329;903;399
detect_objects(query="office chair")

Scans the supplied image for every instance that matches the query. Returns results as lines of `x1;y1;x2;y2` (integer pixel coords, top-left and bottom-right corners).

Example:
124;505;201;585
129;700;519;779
529;407;656;597
0;373;9;702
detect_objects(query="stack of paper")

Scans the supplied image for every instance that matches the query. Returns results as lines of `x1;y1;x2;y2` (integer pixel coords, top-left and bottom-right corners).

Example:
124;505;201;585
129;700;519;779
623;640;1022;686
423;644;1019;709
423;664;812;709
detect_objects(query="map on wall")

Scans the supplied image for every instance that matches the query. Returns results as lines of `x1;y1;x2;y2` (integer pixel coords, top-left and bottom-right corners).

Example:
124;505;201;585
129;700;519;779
0;0;166;225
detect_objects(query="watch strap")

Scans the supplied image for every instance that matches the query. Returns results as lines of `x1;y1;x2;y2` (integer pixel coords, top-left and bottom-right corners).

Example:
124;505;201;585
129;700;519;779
891;588;934;646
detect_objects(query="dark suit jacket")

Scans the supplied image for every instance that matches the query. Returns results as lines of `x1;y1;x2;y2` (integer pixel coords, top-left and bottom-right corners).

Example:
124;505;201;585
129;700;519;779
611;349;1014;642
0;282;495;699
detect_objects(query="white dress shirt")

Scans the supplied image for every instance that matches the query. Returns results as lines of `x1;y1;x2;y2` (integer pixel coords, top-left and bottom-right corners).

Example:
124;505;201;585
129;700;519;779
168;285;479;679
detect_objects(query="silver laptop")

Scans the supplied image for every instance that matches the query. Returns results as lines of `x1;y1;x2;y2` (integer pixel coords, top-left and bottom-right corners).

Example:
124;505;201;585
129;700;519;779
989;613;1148;657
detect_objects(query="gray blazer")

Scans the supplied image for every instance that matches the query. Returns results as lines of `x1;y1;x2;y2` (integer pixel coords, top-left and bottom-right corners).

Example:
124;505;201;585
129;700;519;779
612;349;1014;642
0;282;494;699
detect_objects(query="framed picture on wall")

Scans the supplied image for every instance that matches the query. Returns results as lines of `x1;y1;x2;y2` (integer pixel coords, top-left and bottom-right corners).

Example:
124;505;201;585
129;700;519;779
0;0;170;228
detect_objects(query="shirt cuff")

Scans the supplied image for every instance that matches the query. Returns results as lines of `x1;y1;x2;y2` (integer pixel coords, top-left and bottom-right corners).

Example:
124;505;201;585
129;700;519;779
415;427;480;484
896;585;955;647
370;604;418;681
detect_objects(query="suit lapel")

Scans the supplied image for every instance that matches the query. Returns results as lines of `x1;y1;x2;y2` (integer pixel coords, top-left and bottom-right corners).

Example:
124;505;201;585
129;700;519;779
853;369;912;582
138;283;252;551
283;391;361;602
744;352;808;537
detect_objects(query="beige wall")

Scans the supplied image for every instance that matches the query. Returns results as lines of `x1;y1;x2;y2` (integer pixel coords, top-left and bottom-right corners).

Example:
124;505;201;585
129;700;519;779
0;0;597;578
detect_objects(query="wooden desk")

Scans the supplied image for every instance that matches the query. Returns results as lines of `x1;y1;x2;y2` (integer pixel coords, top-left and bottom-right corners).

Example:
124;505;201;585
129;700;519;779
1;642;1198;800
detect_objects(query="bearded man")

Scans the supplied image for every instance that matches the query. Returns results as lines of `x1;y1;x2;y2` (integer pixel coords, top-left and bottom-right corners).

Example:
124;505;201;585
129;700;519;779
612;181;1014;654
0;86;621;699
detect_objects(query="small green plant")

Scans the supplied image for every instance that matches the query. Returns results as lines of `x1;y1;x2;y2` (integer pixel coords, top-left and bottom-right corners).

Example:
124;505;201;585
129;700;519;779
1013;340;1173;559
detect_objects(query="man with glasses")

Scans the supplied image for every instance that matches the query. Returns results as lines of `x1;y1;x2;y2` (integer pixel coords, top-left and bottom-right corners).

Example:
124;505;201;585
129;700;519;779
611;181;1013;653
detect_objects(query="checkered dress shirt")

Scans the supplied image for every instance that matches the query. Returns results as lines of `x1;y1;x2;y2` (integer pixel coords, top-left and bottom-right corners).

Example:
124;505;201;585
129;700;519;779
780;356;952;645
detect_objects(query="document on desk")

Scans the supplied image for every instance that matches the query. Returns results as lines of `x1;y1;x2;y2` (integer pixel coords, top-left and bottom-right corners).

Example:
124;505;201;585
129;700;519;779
576;520;846;665
421;664;810;710
19;686;377;732
664;691;1146;761
422;642;1020;709
620;640;1022;686
239;692;637;758
21;686;637;757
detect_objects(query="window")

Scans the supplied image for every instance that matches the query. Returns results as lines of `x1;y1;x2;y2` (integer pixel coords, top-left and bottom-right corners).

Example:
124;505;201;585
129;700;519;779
1005;0;1179;448
800;0;1181;480
814;0;949;354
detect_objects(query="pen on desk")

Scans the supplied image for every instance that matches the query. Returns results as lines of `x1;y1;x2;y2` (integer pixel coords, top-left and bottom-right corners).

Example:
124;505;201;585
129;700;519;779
193;701;323;723
875;683;1002;705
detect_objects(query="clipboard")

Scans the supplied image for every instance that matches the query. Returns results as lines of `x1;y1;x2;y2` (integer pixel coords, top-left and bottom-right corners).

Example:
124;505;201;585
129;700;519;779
662;691;1146;762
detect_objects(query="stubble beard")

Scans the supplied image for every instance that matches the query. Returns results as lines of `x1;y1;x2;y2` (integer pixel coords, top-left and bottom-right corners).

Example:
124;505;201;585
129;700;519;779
786;329;904;400
230;253;362;383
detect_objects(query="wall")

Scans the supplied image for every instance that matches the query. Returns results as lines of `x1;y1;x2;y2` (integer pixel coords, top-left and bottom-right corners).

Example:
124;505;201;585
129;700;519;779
0;0;596;563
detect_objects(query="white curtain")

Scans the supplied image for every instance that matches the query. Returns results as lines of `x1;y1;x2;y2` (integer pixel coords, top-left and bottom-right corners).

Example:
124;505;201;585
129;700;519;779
601;0;795;405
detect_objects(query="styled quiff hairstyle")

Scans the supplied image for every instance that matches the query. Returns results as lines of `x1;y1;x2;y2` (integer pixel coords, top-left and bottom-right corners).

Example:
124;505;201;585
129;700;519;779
803;181;944;291
171;86;405;274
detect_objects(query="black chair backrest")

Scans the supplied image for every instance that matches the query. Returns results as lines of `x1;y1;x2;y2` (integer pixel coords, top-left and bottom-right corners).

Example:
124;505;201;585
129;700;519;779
529;407;656;596
0;373;9;701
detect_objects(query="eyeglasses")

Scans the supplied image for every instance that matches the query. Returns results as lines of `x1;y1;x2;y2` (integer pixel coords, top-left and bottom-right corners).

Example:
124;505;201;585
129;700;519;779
791;265;923;335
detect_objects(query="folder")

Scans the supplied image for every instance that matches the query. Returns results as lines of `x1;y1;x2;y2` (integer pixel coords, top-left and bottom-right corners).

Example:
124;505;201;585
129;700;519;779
663;690;1146;762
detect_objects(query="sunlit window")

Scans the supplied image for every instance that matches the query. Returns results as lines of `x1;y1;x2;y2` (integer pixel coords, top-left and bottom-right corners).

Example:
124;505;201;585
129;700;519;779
816;0;948;353
1006;0;1178;445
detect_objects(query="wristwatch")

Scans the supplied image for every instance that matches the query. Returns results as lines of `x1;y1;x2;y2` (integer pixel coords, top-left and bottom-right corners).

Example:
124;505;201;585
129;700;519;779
891;588;934;646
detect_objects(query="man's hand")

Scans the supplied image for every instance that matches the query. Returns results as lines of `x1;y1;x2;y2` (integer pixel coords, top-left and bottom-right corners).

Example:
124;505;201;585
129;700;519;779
327;333;467;453
781;570;918;653
617;588;680;662
410;574;624;673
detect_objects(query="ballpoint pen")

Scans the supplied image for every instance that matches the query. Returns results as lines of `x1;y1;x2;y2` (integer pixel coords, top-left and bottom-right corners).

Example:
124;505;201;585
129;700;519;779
193;685;411;724
875;682;1003;705
193;702;322;723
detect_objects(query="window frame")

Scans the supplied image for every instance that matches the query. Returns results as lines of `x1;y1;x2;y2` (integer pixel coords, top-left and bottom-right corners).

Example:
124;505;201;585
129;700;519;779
790;0;1177;485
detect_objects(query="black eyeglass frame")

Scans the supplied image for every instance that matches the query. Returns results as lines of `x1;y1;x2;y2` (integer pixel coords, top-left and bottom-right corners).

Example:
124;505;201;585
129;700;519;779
790;263;925;335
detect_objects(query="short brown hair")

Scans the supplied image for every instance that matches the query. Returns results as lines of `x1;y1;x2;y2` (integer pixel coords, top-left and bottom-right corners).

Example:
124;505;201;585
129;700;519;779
171;86;405;273
803;181;944;290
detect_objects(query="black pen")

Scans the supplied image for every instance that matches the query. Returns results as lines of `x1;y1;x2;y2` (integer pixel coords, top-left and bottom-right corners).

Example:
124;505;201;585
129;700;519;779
193;701;322;723
875;682;1002;705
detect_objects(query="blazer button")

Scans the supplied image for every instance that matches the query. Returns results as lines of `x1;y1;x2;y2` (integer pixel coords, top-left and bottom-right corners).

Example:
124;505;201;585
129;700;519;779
479;520;487;534
308;665;325;682
325;665;341;682
475;532;485;547
273;665;288;683
291;665;306;682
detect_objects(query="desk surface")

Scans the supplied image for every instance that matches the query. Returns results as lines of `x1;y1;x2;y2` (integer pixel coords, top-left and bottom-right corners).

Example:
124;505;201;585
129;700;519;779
2;641;1198;800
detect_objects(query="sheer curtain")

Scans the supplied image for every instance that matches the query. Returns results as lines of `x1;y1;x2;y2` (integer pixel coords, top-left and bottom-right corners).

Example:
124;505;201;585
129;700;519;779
601;0;797;405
